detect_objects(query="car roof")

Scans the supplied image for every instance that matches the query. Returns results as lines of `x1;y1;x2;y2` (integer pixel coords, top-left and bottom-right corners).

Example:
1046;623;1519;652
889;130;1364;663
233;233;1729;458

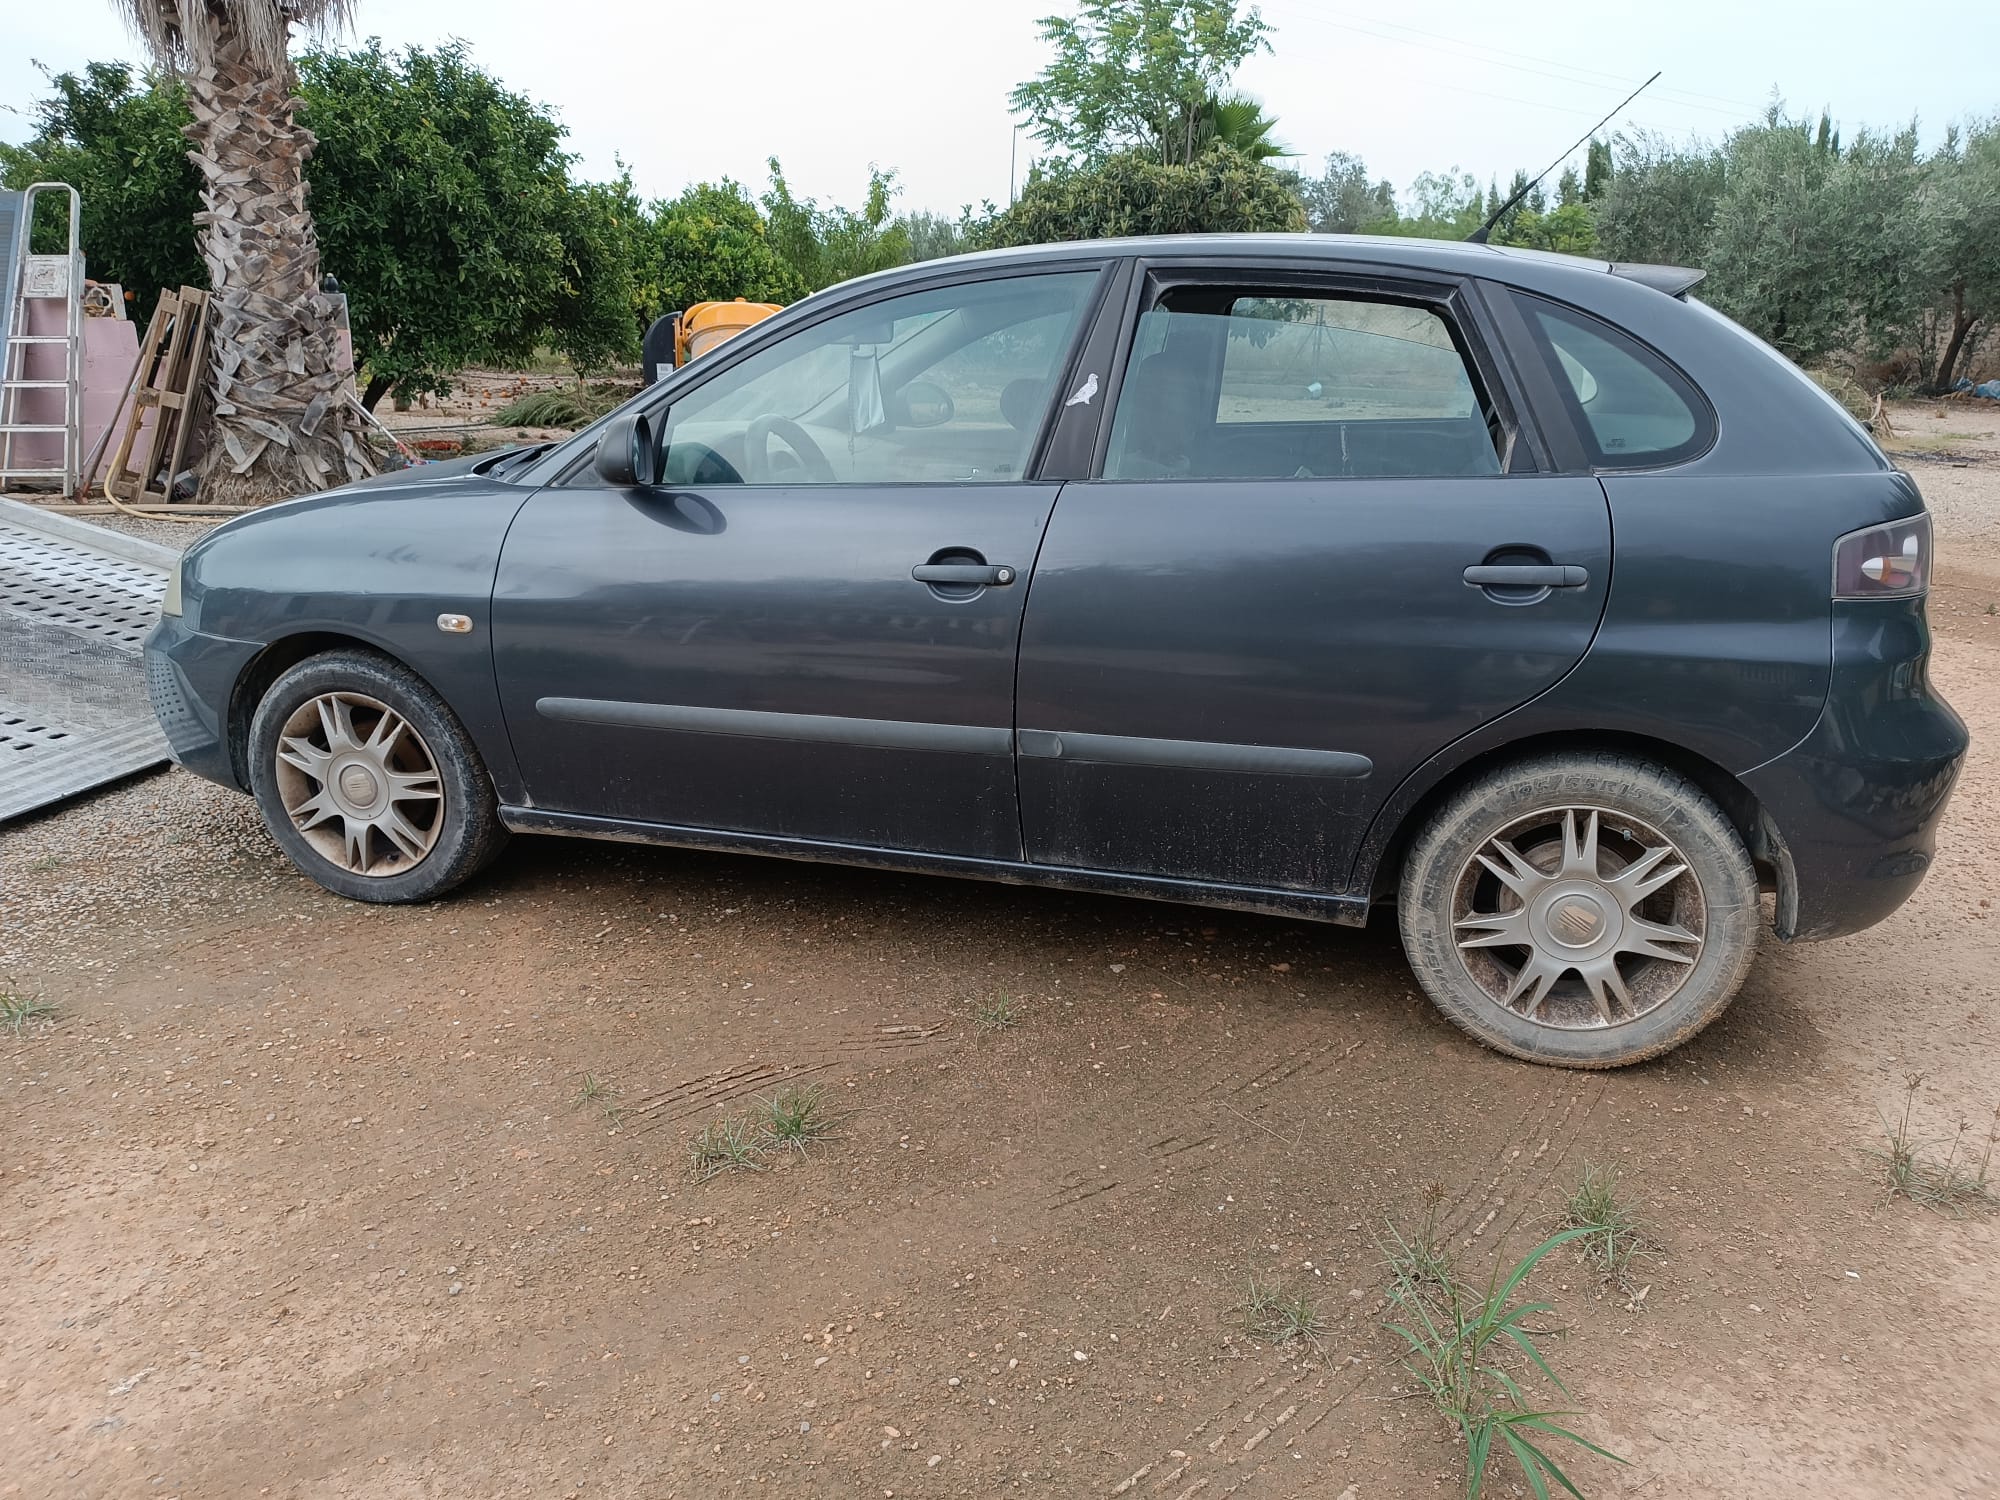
814;234;1702;305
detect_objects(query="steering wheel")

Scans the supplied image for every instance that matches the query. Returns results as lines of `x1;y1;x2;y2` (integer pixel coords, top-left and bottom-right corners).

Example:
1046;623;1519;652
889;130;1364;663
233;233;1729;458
744;414;837;484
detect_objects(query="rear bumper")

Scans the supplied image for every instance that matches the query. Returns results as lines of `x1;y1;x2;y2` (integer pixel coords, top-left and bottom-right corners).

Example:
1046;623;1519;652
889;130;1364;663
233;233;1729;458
1744;601;1968;941
143;614;263;792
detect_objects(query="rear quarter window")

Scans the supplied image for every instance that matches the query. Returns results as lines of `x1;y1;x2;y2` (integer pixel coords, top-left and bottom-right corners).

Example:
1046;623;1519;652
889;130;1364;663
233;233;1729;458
1515;293;1713;469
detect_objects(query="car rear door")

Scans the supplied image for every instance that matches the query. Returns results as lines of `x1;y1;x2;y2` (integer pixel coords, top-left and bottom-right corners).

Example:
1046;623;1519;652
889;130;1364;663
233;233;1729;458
491;263;1111;860
1014;264;1611;894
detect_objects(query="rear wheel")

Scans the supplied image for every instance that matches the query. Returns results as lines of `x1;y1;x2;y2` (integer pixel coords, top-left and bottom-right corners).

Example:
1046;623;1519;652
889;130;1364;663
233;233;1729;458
248;650;506;903
1397;753;1759;1068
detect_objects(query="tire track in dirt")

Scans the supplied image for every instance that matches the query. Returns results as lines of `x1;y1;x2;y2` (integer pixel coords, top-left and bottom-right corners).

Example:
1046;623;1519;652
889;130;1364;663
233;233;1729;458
628;1023;950;1131
1093;1067;1608;1495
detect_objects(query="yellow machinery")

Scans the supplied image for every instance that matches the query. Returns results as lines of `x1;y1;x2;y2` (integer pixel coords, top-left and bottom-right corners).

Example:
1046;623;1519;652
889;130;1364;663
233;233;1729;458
675;298;784;367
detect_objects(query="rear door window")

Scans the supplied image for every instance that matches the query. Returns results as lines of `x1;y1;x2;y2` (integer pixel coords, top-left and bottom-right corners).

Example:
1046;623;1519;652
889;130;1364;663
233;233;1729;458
1103;290;1504;481
1516;294;1711;468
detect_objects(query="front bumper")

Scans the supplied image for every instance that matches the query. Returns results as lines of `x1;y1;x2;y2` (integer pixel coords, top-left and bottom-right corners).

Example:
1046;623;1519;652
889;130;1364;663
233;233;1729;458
143;614;265;792
1744;601;1968;941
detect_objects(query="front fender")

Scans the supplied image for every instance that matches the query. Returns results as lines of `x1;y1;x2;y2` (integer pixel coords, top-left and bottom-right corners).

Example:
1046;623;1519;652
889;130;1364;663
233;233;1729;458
183;474;537;801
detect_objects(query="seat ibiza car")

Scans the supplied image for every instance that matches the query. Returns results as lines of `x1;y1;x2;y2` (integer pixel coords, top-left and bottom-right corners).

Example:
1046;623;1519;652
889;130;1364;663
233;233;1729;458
145;235;1968;1067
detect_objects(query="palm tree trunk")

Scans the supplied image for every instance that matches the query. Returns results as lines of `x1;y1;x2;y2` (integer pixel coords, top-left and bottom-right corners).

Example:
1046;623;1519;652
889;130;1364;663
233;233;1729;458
182;15;377;502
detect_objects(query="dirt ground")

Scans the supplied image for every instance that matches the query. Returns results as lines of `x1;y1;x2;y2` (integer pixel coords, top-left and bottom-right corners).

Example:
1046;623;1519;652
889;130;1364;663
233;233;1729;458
5;402;2000;1499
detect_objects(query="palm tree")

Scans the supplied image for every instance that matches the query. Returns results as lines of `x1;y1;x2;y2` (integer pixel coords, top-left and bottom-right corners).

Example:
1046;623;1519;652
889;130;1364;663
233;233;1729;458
1154;93;1293;166
1202;94;1292;163
111;1;377;501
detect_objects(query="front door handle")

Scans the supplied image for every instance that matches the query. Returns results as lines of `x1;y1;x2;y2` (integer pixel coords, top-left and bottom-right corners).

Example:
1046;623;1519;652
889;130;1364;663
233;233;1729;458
912;562;1017;587
1462;563;1589;588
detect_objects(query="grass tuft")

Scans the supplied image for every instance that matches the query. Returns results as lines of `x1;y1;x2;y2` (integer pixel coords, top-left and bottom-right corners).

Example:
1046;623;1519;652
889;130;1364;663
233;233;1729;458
689;1116;767;1182
1383;1189;1625;1500
974;994;1023;1032
1869;1074;1997;1217
0;983;55;1038
756;1083;838;1156
569;1071;622;1127
1558;1164;1654;1289
1242;1276;1327;1359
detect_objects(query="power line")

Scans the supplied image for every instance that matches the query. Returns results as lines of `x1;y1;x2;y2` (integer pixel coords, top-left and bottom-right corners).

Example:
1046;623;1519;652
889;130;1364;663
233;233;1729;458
1262;2;1757;121
1309;5;1764;113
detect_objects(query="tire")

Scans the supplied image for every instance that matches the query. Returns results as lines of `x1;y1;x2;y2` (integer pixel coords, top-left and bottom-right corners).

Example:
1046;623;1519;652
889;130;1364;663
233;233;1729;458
247;649;507;904
1396;751;1759;1068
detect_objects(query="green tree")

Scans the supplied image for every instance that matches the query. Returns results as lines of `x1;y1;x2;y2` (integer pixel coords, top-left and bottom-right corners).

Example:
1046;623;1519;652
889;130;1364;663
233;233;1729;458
300;40;593;408
0;62;203;314
760;159;912;293
1011;0;1274;166
1823;126;1928;360
1367;168;1484;239
1920;117;2000;390
1281;150;1396;233
632;178;803;328
1592;130;1726;268
1583;138;1612;201
1703;111;1853;358
1490;201;1598;256
897;208;990;263
983;145;1305;247
545;174;643;375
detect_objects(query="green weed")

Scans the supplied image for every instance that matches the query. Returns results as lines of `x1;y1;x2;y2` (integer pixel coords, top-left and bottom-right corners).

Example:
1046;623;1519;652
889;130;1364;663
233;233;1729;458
1242;1276;1327;1359
974;994;1022;1032
570;1071;623;1127
1869;1074;1997;1217
689;1116;767;1181
0;984;55;1038
1558;1164;1654;1288
1383;1213;1625;1500
756;1083;838;1156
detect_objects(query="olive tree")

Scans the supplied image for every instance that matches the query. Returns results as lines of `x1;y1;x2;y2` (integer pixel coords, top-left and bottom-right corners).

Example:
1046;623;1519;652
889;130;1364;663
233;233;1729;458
1920;117;2000;390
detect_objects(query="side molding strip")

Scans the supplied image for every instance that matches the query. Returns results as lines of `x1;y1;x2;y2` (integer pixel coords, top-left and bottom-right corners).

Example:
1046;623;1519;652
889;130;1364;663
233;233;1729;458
1016;728;1371;779
499;805;1373;928
536;697;1012;757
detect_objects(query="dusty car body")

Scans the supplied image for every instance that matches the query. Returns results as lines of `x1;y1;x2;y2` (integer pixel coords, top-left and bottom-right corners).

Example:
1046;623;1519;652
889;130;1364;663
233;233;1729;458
146;235;1967;1066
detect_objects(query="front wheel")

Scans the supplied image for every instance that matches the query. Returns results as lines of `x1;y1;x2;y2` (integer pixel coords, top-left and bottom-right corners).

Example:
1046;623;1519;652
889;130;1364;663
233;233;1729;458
1397;753;1760;1068
247;650;507;903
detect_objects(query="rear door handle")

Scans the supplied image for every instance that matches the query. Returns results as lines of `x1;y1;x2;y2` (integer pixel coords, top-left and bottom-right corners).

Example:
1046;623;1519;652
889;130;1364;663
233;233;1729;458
1462;564;1589;588
912;563;1017;586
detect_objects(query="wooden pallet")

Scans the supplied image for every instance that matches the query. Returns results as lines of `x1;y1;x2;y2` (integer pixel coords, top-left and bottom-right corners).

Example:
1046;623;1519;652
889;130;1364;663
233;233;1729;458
102;286;210;503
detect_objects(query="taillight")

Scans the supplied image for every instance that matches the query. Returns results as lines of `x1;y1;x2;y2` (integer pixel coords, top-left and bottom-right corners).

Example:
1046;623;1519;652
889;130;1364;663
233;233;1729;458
1833;514;1930;599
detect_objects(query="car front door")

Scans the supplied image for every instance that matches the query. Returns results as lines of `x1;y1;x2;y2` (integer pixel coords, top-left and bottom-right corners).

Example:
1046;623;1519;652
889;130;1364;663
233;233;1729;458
492;264;1107;859
1014;267;1612;894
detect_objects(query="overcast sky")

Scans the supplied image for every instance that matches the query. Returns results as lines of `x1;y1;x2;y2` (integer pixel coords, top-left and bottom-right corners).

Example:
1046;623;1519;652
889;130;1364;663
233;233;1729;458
5;0;1996;215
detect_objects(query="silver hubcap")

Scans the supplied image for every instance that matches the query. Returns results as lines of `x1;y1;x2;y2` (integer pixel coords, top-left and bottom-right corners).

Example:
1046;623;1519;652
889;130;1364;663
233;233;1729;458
1451;805;1705;1030
273;691;444;877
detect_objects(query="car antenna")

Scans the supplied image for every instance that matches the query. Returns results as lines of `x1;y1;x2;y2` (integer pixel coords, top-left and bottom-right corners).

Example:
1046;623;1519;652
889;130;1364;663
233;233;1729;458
1467;70;1661;244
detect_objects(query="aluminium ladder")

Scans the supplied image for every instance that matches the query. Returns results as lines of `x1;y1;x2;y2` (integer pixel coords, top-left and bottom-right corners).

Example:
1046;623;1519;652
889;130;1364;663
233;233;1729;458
0;183;84;494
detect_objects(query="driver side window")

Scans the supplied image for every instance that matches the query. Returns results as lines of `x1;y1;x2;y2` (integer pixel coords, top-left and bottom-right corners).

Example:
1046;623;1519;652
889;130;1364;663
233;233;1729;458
655;270;1099;486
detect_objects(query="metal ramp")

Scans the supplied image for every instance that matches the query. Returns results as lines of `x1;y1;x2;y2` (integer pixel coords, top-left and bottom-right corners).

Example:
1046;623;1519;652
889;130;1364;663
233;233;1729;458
0;184;84;495
0;502;171;822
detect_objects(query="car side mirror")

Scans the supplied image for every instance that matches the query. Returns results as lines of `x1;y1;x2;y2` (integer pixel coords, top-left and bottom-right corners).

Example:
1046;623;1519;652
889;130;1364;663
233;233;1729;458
889;379;956;429
594;411;659;487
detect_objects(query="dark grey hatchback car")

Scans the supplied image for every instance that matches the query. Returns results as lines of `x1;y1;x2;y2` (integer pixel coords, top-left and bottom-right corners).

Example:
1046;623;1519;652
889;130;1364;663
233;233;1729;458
145;235;1968;1067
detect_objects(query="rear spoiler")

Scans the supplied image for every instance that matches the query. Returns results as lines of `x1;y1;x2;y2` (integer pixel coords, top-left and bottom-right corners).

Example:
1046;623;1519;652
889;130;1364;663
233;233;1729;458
1610;262;1706;299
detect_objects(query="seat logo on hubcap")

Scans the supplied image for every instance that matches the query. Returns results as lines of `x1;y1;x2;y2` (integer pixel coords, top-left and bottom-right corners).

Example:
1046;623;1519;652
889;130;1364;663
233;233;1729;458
1551;898;1602;944
338;763;380;806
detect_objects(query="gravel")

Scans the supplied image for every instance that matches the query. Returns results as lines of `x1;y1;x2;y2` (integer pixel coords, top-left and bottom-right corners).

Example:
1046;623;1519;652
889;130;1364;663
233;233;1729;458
0;767;306;988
